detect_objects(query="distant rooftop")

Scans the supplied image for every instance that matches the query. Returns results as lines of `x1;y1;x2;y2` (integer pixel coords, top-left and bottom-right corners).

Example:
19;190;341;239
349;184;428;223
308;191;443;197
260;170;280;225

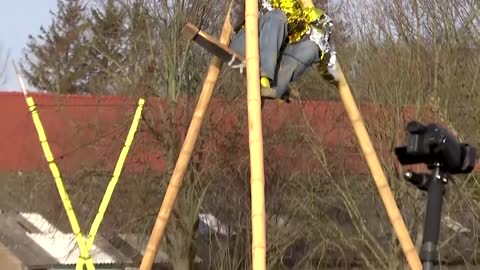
0;210;230;268
0;211;170;268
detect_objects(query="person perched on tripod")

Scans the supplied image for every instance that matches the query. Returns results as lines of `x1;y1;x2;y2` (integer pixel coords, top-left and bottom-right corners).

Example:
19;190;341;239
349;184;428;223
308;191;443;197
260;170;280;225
229;0;339;102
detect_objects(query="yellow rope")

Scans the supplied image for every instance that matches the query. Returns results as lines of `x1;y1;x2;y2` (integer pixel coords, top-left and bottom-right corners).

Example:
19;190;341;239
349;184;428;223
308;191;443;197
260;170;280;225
24;96;96;270
25;96;145;270
87;98;144;249
77;98;145;268
15;62;146;269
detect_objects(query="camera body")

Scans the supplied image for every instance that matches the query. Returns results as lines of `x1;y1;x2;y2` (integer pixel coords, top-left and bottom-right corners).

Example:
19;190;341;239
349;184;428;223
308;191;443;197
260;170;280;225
395;121;477;174
394;121;476;269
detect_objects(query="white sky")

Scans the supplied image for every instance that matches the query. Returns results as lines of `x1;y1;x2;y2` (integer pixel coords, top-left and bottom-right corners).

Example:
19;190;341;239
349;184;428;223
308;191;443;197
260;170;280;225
0;0;57;91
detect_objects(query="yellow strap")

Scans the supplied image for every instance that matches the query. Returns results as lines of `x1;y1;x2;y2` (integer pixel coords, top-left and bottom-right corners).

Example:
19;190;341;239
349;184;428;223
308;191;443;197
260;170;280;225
25;97;95;270
85;98;145;250
25;96;145;270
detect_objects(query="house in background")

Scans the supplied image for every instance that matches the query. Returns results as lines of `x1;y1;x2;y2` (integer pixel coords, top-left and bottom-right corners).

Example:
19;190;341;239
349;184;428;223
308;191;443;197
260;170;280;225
0;209;238;270
0;211;170;270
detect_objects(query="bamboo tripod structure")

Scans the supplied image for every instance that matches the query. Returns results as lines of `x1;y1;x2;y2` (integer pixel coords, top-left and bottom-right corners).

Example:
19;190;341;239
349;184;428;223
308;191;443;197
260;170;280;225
140;0;422;269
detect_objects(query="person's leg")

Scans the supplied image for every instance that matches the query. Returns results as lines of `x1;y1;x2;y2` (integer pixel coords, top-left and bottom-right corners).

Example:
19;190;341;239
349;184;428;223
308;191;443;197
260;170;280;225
229;29;246;56
270;40;321;98
229;9;288;80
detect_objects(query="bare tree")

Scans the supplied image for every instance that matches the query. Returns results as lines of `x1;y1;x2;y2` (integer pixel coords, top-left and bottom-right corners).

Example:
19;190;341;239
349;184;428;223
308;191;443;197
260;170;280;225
0;43;9;87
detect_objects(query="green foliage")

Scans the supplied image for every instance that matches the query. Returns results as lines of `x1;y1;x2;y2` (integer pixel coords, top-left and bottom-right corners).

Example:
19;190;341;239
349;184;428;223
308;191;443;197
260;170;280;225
84;0;127;93
23;0;88;93
22;0;223;98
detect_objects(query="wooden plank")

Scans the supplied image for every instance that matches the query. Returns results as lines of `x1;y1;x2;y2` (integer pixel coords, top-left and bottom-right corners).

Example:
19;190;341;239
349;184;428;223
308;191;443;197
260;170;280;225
181;23;200;41
183;23;244;67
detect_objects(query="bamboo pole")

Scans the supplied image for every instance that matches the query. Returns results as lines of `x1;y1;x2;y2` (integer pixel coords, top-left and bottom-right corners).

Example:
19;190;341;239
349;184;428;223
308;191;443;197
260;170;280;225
245;0;267;269
298;1;422;268
138;5;234;270
335;64;422;270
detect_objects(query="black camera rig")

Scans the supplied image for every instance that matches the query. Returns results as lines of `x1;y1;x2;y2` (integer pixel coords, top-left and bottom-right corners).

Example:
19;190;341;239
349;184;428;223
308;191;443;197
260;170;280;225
395;121;477;270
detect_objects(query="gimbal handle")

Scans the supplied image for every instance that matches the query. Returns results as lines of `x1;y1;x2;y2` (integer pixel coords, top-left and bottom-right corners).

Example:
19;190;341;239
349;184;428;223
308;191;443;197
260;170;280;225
404;166;447;270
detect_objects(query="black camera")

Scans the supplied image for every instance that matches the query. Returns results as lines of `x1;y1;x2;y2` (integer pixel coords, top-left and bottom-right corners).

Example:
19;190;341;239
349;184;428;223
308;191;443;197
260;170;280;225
394;121;477;174
395;121;477;269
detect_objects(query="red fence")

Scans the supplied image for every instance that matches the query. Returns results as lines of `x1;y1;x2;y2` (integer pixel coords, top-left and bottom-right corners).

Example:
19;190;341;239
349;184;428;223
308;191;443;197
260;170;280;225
0;92;420;176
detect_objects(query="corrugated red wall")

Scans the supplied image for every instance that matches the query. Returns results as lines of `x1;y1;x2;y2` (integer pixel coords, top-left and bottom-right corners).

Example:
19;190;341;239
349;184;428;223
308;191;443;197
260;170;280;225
0;91;418;176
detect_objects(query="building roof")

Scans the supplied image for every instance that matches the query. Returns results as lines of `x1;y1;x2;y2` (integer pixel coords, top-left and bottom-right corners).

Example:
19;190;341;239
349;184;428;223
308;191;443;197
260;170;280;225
26;233;121;265
20;212;58;234
0;211;59;267
0;211;169;267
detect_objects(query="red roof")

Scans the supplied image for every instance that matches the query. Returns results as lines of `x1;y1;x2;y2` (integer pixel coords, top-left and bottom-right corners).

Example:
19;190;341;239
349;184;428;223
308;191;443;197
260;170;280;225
0;91;419;176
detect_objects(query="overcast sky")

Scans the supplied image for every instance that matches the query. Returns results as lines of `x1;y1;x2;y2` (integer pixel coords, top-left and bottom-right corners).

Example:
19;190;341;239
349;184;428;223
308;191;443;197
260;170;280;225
0;0;57;91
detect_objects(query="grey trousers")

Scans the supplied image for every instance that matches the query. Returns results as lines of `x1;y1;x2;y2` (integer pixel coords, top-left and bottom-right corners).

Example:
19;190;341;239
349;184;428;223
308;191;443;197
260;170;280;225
230;9;321;98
